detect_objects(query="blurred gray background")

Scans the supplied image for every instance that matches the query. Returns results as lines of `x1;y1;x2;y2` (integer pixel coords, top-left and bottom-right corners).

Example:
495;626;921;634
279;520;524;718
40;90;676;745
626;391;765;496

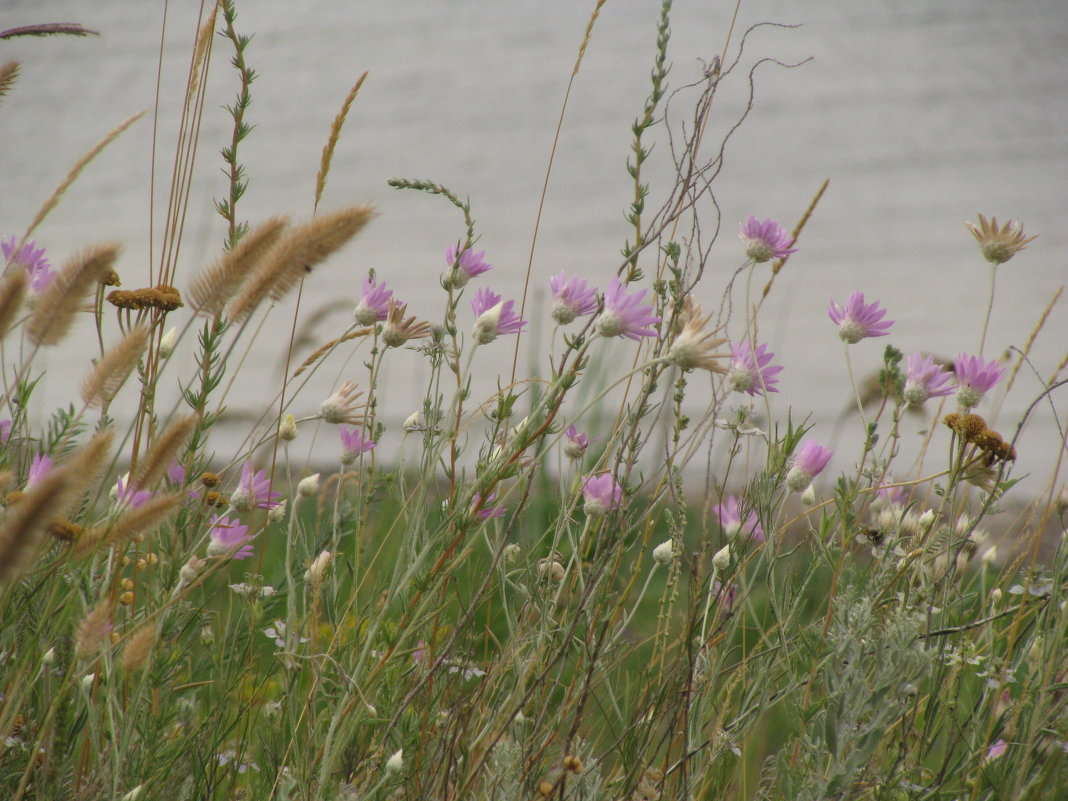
1;1;1065;493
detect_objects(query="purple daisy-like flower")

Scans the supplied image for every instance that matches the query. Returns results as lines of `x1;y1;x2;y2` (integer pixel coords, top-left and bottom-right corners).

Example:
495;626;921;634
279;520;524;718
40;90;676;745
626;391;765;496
353;276;393;326
595;279;660;341
340;426;376;465
446;244;492;287
786;440;833;492
738;215;797;263
549;272;599;325
27;453;52;487
714;496;765;543
725;340;783;396
582;472;622;515
563;424;593;460
953;352;1003;409
471;287;526;344
472;491;506;520
2;235;55;293
230;461;281;513
0;419;11;446
828;292;894;344
167;459;187;485
207;515;254;560
115;474;154;508
903;353;955;406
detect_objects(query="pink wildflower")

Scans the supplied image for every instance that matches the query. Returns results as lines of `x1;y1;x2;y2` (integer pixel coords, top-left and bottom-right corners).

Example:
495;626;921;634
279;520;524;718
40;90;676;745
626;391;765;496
725;340;783;396
472;492;506;520
0;419;11;446
582;472;622;515
446;245;492;287
903;353;955;405
353;276;393;326
985;739;1008;762
563;425;593;460
549;272;598;325
27;453;52;487
953;352;1003;409
714;496;764;543
2;235;55;293
595;279;660;341
786;440;833;492
340;426;376;465
828;292;894;344
115;474;154;508
207;515;254;560
230;461;281;512
471;288;526;344
739;216;797;263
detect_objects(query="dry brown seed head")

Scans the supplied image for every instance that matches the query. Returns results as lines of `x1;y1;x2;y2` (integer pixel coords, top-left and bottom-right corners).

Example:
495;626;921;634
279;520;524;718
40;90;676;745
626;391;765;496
965;213;1038;265
199;472;221;488
119;591;134;606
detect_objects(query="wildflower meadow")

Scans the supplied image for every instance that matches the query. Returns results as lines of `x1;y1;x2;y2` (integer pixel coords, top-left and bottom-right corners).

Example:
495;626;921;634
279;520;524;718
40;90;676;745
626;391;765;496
1;4;1067;801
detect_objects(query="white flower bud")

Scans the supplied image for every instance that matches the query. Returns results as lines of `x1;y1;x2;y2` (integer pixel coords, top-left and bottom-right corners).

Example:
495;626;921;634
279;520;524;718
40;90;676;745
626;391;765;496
385;749;404;775
712;544;731;571
918;509;936;529
800;485;816;506
268;499;287;523
158;327;178;358
403;411;423;431
42;647;55;665
981;545;999;566
502;543;521;564
120;785;146;801
278;414;298;442
81;673;96;691
297;474;320;498
652;540;676;566
990;588;1002;605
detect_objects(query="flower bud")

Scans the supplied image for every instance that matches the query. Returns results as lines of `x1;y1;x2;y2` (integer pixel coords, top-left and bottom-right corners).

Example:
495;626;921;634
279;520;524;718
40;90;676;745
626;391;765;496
385;749;404;775
800;485;816;506
158;327;178;358
503;543;521;564
304;550;333;588
712;544;731;571
403;411;423;431
279;414;298;442
652;540;676;565
297;474;320;498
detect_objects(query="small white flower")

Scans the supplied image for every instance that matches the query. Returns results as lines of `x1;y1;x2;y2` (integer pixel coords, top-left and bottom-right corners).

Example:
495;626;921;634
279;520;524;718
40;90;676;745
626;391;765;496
385;748;404;775
652;540;676;566
502;543;521;564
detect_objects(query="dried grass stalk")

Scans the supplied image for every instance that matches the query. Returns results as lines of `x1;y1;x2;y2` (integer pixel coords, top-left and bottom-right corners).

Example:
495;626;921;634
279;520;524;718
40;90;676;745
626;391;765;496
0;61;19;101
119;623;158;671
0;270;27;339
227;205;374;322
66;428;116;493
188;216;289;316
75;492;183;558
81;325;148;407
315;72;368;211
24;111;144;239
0;465;78;582
185;8;218;109
133;414;197;490
75;597;114;659
28;243;122;345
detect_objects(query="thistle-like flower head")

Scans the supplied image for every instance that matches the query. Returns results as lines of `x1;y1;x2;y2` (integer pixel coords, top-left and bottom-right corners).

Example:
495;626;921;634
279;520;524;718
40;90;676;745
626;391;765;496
667;297;729;372
381;298;431;347
965;213;1037;264
595;279;660;341
828;292;894;344
2;235;55;293
320;380;365;425
738;215;797;263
